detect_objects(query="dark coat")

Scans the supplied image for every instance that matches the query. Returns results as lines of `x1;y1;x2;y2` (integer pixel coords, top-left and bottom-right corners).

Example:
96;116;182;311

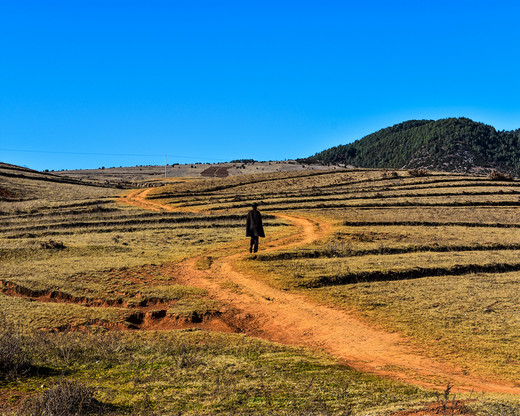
246;209;265;238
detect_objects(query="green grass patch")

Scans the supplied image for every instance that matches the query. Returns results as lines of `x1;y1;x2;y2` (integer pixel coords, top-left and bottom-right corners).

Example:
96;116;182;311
0;329;435;415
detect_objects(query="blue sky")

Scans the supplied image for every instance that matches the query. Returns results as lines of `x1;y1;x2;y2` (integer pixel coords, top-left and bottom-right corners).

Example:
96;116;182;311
1;1;519;171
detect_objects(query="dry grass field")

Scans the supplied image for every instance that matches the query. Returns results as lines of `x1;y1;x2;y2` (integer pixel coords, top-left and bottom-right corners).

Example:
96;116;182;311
1;162;520;415
222;171;520;383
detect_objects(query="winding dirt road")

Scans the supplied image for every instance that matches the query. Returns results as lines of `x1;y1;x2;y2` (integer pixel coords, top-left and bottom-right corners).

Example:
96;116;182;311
120;188;520;395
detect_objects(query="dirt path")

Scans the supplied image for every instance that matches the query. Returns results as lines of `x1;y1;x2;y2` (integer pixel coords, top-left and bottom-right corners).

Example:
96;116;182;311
119;189;520;395
120;188;175;211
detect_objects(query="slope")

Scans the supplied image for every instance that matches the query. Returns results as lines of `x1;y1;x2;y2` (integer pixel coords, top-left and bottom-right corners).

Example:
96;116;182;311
305;117;520;174
121;186;520;395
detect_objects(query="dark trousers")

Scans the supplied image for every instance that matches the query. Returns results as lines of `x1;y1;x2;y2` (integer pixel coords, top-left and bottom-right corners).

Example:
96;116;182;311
250;236;259;253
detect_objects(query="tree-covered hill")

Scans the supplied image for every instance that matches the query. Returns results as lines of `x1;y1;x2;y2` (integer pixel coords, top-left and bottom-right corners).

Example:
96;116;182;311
305;118;520;175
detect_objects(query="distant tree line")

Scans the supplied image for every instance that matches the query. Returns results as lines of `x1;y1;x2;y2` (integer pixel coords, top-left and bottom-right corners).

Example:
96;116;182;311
230;159;257;164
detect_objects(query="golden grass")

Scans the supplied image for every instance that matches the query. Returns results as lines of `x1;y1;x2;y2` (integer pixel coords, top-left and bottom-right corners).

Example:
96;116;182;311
253;249;520;287
327;206;520;224
310;270;520;383
0;293;126;330
0;200;287;302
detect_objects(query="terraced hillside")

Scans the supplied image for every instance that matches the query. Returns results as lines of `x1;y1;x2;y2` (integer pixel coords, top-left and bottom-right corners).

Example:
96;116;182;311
0;166;437;416
0;169;287;332
148;169;520;393
2;165;520;415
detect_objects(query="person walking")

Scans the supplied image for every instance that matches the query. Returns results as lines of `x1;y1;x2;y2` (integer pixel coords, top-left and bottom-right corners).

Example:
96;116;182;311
246;202;265;253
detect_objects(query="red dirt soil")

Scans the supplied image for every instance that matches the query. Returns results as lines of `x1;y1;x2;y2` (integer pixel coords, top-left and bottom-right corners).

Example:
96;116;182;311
119;190;520;394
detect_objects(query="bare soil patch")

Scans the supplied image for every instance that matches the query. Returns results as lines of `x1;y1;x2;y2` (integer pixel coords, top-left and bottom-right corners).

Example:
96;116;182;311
201;166;230;177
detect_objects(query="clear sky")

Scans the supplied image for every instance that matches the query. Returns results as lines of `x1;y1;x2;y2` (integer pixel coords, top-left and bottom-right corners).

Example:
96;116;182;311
1;0;519;171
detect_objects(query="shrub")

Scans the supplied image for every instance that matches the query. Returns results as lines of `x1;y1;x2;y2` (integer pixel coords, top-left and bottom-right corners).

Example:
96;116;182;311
21;379;104;416
174;343;204;368
488;170;514;181
0;316;33;378
407;168;428;177
36;330;126;367
39;239;65;249
325;240;345;257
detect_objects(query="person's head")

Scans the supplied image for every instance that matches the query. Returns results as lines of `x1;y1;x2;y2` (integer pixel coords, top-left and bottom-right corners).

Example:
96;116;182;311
251;202;258;210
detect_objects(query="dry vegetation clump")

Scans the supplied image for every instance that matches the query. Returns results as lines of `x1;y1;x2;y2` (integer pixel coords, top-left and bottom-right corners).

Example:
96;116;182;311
487;170;514;181
20;380;105;416
381;170;400;179
0;316;35;378
39;239;65;249
0;186;17;200
408;168;429;177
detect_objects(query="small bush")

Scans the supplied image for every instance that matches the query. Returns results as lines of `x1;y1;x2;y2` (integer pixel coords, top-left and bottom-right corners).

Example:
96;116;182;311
0;317;33;378
39;239;65;249
37;331;88;366
325;240;345;257
175;343;204;368
488;170;513;181
21;379;104;416
87;204;111;213
408;168;428;177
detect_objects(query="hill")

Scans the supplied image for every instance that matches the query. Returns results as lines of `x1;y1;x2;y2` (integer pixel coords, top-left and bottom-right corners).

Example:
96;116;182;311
304;117;520;175
0;162;128;203
57;160;338;182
